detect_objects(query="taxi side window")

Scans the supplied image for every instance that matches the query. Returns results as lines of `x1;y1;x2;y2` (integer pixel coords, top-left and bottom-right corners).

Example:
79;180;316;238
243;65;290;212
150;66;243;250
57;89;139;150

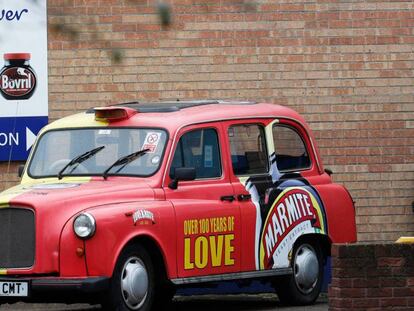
272;125;310;171
169;128;221;179
228;124;268;175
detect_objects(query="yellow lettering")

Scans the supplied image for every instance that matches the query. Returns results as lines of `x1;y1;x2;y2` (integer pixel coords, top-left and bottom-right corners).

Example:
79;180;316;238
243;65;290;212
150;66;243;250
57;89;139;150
184;219;198;235
222;217;227;231
184;221;189;235
183;218;236;270
193;220;198;234
209;217;228;233
209;218;215;232
199;219;210;234
195;236;208;268
224;234;235;266
209;235;224;267
228;216;234;231
184;238;194;269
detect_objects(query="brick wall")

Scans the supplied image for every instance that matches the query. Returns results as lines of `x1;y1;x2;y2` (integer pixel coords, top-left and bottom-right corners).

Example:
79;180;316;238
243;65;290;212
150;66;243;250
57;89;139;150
329;243;414;310
1;0;413;242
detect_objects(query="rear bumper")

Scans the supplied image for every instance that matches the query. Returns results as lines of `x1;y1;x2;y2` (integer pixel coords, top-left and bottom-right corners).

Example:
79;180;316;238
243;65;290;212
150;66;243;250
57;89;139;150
0;276;109;303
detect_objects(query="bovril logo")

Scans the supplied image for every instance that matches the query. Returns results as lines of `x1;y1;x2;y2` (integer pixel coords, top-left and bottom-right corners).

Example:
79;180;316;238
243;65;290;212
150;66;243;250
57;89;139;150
0;53;37;100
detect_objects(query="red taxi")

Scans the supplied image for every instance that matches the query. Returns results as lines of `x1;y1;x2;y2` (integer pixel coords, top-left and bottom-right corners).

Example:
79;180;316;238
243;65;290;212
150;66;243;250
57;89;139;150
0;100;356;310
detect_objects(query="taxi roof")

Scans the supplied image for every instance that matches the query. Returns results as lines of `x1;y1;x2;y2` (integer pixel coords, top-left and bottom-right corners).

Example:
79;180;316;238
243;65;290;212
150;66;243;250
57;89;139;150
47;100;309;134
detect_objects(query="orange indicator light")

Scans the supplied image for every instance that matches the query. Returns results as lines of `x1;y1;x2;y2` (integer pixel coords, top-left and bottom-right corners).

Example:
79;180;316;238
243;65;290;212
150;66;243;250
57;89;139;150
76;247;85;257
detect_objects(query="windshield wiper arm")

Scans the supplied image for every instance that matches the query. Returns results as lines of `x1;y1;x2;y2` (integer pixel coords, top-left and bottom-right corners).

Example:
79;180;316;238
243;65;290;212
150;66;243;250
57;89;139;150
58;146;105;179
103;149;149;180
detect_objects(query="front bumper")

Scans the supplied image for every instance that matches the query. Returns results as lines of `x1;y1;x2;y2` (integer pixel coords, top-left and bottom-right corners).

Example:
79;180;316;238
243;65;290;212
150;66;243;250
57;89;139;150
0;276;109;303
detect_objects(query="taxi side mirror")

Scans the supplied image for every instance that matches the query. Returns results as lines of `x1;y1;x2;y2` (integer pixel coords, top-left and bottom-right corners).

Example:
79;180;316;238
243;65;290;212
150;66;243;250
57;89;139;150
168;167;196;190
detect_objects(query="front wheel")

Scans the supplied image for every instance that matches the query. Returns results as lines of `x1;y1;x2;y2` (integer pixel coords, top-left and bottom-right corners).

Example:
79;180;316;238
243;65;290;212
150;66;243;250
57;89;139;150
103;244;157;311
273;242;324;306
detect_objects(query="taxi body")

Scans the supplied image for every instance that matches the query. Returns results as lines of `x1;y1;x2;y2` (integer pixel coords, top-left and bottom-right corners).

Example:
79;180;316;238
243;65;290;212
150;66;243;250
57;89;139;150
0;101;356;310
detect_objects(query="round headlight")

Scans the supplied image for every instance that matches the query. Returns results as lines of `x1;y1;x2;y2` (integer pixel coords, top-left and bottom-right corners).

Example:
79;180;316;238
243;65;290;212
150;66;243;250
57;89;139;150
73;213;96;239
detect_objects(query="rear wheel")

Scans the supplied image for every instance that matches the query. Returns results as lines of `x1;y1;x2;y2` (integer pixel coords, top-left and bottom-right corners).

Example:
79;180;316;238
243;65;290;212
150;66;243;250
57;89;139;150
274;242;323;305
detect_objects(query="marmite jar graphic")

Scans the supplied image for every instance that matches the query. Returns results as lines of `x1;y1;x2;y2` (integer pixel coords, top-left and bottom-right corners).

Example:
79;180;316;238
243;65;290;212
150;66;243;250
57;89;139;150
0;53;37;100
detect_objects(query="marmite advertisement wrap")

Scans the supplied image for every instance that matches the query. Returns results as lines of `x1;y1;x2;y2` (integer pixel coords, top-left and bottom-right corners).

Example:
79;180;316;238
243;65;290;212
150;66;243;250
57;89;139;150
241;120;328;271
259;186;325;269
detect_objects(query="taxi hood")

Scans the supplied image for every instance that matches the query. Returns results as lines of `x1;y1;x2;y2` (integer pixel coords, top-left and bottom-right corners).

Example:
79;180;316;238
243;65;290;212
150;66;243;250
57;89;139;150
0;178;155;212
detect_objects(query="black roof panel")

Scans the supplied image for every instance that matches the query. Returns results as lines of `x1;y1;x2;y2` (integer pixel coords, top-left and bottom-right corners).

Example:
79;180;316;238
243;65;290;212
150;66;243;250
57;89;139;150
87;100;257;114
115;100;257;113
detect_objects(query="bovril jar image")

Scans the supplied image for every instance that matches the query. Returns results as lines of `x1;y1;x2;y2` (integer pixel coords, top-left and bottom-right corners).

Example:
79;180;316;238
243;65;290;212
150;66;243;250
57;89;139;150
0;53;37;100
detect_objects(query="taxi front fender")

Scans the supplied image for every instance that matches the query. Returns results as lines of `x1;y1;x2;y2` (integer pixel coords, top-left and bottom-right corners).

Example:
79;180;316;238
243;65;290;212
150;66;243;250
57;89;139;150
82;201;176;279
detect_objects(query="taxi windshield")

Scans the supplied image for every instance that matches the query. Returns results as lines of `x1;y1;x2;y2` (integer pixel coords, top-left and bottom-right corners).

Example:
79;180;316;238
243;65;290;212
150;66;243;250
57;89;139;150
28;128;167;178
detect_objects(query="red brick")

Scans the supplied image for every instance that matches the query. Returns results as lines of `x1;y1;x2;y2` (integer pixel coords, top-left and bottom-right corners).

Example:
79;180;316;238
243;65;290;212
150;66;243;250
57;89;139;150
407;278;414;286
378;257;405;268
380;277;407;288
329;286;340;298
329;298;354;308
367;287;393;298
352;298;380;308
393;287;414;297
331;277;353;287
380;297;408;307
354;278;380;289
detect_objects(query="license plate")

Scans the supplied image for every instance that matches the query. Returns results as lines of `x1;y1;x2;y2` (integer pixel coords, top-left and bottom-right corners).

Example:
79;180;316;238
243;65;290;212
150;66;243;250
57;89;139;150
0;281;29;297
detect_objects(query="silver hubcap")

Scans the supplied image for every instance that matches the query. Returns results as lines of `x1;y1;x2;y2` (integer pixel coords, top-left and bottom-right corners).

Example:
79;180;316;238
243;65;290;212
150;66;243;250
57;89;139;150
293;244;319;294
121;257;149;310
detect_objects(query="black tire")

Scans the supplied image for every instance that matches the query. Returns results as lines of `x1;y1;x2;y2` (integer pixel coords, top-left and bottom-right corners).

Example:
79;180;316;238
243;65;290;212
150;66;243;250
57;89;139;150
273;242;324;306
103;243;173;311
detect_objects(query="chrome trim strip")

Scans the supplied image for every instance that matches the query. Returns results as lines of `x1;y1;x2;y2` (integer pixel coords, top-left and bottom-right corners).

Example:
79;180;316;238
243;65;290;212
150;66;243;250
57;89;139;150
171;267;292;285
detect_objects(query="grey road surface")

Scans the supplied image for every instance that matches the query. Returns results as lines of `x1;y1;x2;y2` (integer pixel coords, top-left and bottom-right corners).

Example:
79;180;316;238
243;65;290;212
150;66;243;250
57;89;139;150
0;294;328;310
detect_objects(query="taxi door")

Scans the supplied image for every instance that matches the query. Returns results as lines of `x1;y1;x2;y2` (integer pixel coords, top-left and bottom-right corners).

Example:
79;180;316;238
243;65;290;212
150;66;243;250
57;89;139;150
164;122;241;278
223;119;275;272
225;118;328;272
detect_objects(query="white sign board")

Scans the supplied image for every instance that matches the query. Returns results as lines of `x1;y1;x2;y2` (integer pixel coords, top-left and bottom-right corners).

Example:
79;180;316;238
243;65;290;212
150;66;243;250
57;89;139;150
0;0;48;161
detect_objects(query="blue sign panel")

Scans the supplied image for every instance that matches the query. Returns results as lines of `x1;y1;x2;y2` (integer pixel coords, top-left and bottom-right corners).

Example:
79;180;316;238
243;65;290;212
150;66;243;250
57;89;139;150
0;116;48;161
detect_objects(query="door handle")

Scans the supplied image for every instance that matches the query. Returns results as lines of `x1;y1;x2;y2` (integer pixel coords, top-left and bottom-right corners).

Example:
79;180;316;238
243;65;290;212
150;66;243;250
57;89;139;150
221;195;235;202
237;194;251;201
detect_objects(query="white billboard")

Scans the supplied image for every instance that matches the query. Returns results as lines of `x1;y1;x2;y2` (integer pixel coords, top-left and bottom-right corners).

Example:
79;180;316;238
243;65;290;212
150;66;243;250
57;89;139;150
0;0;48;161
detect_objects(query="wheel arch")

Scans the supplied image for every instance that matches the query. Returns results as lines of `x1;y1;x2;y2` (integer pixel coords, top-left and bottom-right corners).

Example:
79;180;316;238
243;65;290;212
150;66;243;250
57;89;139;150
292;233;332;263
113;234;171;282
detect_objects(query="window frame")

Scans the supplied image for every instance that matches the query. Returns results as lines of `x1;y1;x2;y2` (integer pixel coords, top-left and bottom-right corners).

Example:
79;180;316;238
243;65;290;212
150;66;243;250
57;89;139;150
272;124;312;173
27;126;169;179
168;126;223;181
228;123;269;177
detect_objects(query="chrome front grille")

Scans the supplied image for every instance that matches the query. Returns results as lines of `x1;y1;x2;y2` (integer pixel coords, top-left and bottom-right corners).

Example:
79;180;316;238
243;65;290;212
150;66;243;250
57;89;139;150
0;208;35;269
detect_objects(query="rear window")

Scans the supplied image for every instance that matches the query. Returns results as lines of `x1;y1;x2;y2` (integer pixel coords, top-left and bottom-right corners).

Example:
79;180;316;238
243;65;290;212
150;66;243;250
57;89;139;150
272;125;310;171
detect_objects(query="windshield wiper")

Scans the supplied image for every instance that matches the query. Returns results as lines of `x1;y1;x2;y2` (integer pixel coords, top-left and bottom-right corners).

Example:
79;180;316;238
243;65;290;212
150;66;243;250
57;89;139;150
102;149;149;180
57;146;105;179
